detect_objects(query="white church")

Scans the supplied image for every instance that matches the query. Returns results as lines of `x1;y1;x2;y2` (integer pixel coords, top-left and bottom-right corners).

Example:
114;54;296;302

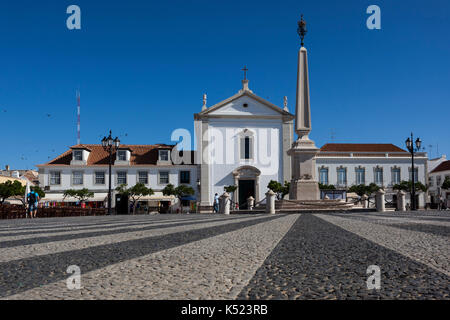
37;16;428;212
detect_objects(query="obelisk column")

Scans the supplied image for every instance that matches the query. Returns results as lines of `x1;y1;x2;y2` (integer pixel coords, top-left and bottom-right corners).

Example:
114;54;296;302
288;14;320;201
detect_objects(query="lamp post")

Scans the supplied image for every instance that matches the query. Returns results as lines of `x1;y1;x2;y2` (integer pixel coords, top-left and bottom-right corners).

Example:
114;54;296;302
405;133;421;211
101;131;120;215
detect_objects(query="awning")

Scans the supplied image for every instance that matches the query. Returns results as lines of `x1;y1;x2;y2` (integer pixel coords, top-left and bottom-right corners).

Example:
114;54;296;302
181;195;196;201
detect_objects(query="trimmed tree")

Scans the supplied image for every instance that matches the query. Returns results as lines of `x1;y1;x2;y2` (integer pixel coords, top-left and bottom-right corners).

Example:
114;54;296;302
63;188;94;205
0;180;25;205
318;183;336;190
162;184;195;211
393;181;427;193
267;180;290;200
441;177;450;190
115;183;154;214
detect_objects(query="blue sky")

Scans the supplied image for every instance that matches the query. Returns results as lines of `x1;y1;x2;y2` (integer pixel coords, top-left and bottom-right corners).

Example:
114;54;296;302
1;0;449;170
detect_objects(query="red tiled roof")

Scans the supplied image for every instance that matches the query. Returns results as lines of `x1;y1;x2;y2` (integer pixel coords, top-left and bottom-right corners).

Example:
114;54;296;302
431;160;450;173
40;144;194;166
320;143;408;153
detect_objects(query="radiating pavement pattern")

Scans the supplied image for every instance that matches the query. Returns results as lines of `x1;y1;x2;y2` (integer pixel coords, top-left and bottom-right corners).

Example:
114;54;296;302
0;212;449;300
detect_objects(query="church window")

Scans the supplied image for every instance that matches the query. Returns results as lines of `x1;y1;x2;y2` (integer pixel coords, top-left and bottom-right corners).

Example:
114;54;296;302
240;134;253;160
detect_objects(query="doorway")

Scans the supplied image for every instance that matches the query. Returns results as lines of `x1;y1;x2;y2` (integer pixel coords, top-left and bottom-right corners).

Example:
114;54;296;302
239;179;255;209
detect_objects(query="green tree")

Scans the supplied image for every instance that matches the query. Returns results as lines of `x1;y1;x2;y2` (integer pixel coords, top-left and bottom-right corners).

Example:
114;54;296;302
0;180;25;205
393;181;427;193
31;186;46;198
318;183;336;190
441;177;450;190
162;184;195;210
115;183;154;214
63;188;94;204
267;180;290;200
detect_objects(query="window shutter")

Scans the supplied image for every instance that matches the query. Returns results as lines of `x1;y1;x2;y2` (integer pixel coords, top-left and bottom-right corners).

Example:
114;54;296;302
240;137;245;159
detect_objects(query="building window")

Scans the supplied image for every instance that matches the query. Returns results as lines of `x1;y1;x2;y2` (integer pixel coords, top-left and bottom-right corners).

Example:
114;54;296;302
355;167;365;185
95;171;105;185
73;171;83;185
138;171;148;184
437;175;442;187
240;135;253;160
180;171;190;184
337;167;347;186
409;168;419;183
159;171;169;184
50;171;61;185
319;168;328;185
374;167;383;185
159;150;169;161
73;150;82;161
428;176;433;187
392;168;401;185
117;150;126;161
117;171;127;185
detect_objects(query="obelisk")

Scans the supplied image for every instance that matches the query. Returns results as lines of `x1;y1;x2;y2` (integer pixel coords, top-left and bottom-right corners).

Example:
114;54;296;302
288;14;320;200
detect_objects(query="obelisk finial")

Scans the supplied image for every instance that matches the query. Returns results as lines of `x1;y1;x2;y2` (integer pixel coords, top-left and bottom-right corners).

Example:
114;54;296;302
297;14;307;47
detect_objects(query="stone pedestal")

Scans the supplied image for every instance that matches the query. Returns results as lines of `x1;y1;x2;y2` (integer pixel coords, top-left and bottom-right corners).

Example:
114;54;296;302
222;192;230;215
376;189;385;212
265;190;276;214
361;194;368;208
288;138;320;201
247;196;254;211
397;190;406;211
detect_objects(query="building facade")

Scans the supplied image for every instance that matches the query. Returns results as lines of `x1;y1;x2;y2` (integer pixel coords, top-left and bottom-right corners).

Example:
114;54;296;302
428;160;450;206
37;144;198;212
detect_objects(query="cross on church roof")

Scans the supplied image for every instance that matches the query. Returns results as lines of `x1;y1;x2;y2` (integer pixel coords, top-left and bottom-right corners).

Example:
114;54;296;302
241;66;248;80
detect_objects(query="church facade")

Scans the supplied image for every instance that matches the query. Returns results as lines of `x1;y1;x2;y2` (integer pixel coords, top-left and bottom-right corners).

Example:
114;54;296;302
194;79;294;209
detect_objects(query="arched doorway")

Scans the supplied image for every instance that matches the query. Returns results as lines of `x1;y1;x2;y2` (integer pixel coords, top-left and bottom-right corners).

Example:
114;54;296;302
232;166;261;209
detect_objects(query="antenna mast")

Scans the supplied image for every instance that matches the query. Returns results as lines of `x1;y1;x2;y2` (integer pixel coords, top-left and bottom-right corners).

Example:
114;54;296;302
77;90;81;145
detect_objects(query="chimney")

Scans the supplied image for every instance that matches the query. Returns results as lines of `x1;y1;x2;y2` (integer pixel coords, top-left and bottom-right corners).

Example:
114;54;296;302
5;165;10;171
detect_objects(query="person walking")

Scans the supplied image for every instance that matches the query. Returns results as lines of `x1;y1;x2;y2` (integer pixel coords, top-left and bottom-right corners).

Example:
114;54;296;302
213;193;219;213
27;189;40;218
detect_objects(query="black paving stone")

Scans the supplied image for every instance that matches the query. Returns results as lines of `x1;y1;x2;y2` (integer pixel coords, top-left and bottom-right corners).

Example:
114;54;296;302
238;214;450;300
0;214;282;298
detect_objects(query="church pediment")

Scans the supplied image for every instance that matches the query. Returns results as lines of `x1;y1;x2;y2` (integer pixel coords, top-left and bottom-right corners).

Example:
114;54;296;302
195;90;294;120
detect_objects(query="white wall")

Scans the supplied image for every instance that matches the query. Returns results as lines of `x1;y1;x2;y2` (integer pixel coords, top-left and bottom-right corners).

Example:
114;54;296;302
207;118;284;204
315;157;427;189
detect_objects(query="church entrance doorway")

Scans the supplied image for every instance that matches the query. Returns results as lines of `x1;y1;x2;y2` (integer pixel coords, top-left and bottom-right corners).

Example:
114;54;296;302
239;180;255;209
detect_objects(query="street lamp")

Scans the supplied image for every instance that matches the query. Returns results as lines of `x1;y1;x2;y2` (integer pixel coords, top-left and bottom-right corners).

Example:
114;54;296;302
405;133;421;211
101;130;120;215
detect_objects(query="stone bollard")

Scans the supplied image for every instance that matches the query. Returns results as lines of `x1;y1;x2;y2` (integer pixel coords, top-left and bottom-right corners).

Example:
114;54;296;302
376;189;385;212
361;194;368;209
218;194;225;214
265;190;276;214
247;196;255;211
223;192;230;215
397;190;406;211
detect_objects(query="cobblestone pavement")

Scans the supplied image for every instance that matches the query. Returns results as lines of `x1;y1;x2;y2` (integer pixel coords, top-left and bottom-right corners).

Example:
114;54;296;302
0;211;449;300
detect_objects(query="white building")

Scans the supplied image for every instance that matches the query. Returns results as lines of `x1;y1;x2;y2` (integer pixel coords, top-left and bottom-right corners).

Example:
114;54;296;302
37;144;198;213
194;79;294;210
316;143;428;208
428;159;450;206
